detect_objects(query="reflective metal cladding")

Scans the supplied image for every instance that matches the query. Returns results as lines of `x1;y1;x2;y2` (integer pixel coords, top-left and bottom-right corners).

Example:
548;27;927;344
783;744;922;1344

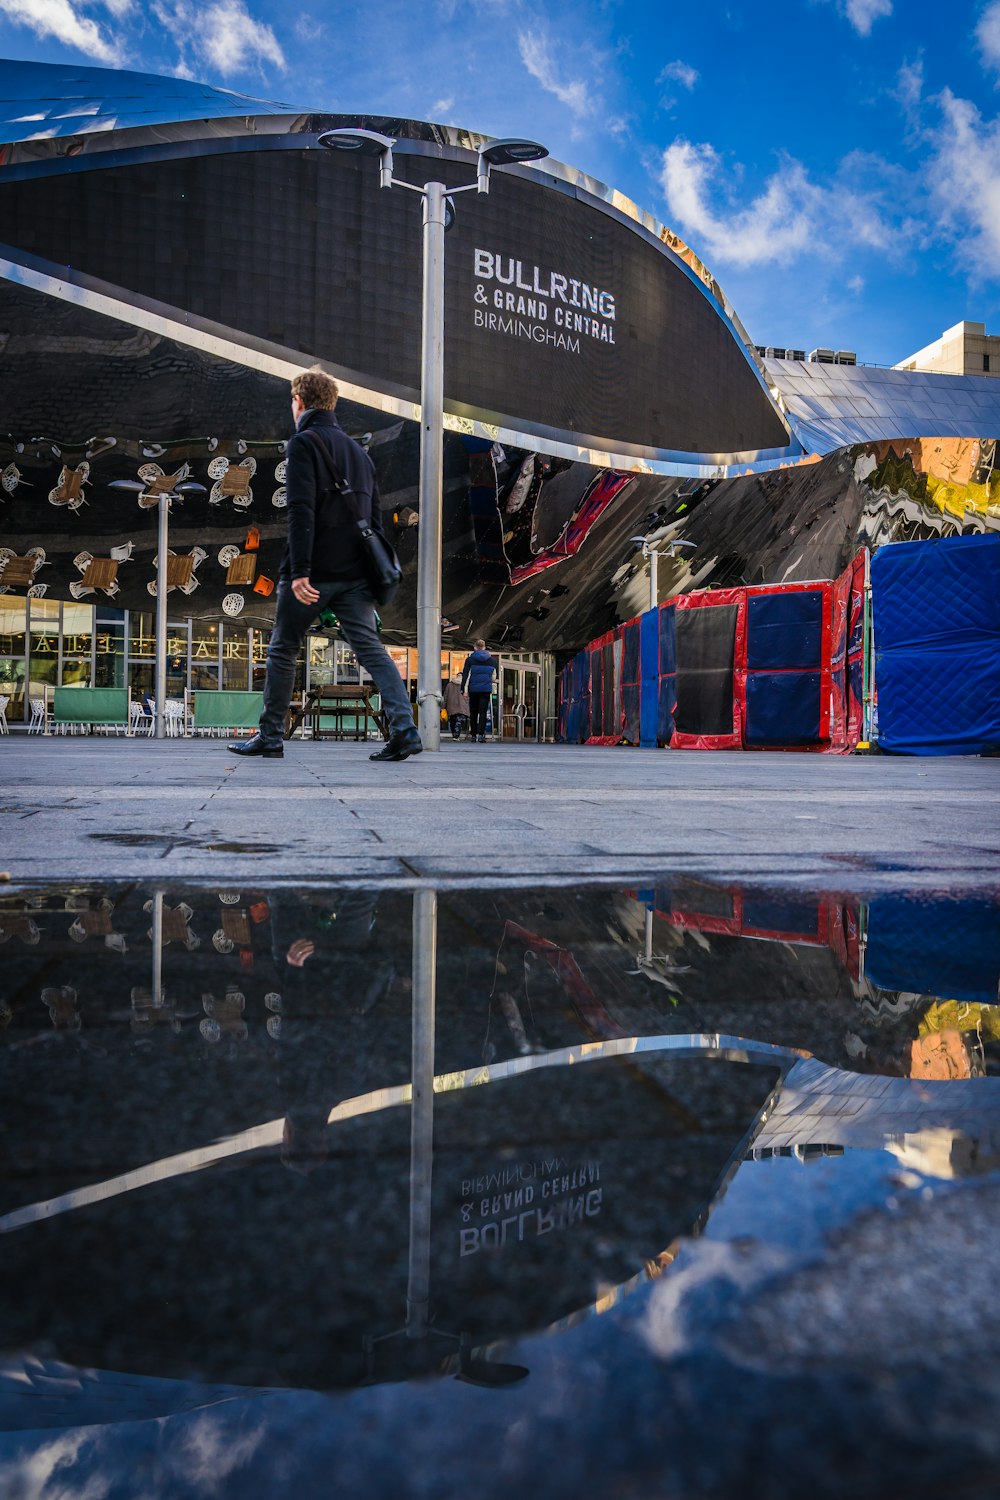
0;60;999;651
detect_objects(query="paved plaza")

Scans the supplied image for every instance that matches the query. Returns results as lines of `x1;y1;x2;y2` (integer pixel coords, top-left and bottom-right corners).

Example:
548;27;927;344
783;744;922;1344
1;736;996;890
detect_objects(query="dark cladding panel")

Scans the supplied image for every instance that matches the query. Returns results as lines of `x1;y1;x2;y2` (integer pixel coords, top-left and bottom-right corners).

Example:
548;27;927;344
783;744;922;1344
0;144;788;456
673;604;737;737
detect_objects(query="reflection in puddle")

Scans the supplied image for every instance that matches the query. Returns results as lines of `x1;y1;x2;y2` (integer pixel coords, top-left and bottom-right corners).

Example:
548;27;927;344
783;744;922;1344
1;879;999;1494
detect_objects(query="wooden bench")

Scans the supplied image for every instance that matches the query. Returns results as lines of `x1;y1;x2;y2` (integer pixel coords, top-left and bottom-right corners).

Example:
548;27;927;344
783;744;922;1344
286;684;386;741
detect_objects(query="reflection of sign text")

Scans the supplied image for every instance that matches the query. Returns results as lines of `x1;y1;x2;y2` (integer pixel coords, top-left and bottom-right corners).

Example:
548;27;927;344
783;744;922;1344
458;1158;602;1257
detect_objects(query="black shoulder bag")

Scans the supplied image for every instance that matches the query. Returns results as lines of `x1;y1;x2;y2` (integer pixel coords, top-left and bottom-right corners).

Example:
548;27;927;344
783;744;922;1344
300;430;403;607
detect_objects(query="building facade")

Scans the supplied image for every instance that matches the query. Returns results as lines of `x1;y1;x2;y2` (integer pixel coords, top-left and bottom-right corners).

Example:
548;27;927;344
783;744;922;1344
0;61;998;734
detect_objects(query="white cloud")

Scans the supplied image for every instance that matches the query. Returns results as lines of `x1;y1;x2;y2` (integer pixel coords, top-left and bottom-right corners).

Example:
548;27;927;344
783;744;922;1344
925;89;1000;277
976;0;1000;72
893;56;923;121
659;138;894;269
429;96;455;118
658;59;698;90
517;28;591;118
842;0;892;35
0;0;121;63
0;1429;112;1500
153;0;285;78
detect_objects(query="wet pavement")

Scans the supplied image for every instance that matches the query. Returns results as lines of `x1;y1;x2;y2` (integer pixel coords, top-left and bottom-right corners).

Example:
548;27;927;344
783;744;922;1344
0;737;998;889
0;859;999;1498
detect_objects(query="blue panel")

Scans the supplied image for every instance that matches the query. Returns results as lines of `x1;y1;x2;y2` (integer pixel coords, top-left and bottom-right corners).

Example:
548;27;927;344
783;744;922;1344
640;607;660;747
744;671;822;745
658;675;676;743
746;590;823;669
658;604;676;678
872;535;1000;756
866;897;1000;1004
622;684;640;743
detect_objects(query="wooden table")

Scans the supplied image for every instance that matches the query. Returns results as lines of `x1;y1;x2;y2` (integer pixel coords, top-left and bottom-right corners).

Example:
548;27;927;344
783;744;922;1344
221;909;252;945
226;553;257;587
286;684;387;741
164;554;195;589
83;557;120;591
219;468;252;498
1;556;37;587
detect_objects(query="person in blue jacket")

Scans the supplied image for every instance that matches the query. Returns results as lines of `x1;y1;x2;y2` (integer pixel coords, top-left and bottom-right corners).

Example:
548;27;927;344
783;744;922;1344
460;639;498;742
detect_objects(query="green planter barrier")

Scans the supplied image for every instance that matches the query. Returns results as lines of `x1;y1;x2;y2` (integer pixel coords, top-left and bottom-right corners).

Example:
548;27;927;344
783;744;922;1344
192;691;263;731
52;687;129;729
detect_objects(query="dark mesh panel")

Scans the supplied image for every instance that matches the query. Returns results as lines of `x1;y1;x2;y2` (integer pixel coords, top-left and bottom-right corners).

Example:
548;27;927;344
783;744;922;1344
602;642;616;736
674;605;737;737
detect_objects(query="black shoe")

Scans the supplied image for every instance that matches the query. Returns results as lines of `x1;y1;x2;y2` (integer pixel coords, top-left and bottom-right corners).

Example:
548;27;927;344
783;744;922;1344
370;728;423;762
228;734;284;758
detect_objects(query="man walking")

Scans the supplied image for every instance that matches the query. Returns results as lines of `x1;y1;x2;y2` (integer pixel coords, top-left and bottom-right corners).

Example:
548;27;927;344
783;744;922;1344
460;638;498;742
229;369;421;763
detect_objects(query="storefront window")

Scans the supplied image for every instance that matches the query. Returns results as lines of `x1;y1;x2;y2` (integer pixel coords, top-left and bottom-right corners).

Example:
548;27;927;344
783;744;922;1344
190;624;221;690
128;610;155;702
221;625;250;690
95;613;126;689
61;602;94;688
308;634;336;687
0;600;27;719
27;598;60;700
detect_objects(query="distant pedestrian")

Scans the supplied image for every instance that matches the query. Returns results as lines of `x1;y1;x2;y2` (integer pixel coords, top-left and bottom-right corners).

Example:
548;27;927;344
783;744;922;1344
461;639;497;742
443;674;470;739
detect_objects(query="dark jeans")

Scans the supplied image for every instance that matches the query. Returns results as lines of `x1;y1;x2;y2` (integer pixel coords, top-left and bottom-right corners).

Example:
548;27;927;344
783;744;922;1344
469;692;491;739
260;578;414;745
448;714;469;740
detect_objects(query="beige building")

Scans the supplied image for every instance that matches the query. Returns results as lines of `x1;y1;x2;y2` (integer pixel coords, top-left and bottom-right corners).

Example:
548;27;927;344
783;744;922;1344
895;320;1000;377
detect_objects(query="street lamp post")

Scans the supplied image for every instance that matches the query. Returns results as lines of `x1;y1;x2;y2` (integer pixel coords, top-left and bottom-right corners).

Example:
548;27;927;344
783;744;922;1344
318;129;548;750
110;476;205;738
631;537;698;612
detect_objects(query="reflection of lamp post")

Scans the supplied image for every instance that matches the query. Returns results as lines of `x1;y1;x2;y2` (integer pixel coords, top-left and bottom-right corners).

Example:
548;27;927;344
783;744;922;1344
150;887;164;1006
407;887;436;1339
318;129;549;750
630;536;697;612
364;886;529;1387
110;475;205;738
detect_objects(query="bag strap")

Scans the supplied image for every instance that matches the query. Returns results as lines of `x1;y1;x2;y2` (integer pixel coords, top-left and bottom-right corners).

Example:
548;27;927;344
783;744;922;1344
298;429;366;527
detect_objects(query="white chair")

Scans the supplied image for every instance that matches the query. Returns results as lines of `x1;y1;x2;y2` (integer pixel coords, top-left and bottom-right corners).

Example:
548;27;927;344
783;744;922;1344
0;694;8;734
129;700;153;737
28;698;47;734
164;701;186;737
110;542;133;562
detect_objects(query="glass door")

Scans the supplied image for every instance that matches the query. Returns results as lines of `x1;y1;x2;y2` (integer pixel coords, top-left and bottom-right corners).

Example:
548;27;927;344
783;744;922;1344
501;665;542;741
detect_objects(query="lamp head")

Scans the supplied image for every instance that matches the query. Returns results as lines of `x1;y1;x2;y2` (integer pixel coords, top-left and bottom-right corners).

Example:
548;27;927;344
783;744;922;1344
476;137;548;194
479;137;549;167
317;128;396;188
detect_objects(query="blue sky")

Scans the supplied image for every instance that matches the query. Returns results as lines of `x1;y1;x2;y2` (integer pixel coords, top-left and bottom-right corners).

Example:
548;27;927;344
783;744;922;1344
2;0;999;364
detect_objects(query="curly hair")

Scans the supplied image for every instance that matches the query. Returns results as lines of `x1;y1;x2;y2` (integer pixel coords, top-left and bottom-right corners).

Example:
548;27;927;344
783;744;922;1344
291;368;339;410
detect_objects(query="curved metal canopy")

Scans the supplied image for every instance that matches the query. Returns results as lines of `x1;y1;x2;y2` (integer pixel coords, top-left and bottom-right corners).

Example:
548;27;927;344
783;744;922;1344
0;59;298;144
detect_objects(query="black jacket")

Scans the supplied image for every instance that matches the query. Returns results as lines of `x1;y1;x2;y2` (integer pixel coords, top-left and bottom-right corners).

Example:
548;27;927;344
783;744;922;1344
281;408;385;583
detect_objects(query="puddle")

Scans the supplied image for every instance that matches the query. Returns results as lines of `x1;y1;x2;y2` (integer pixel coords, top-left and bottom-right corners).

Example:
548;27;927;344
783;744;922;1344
1;878;999;1497
87;834;283;855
